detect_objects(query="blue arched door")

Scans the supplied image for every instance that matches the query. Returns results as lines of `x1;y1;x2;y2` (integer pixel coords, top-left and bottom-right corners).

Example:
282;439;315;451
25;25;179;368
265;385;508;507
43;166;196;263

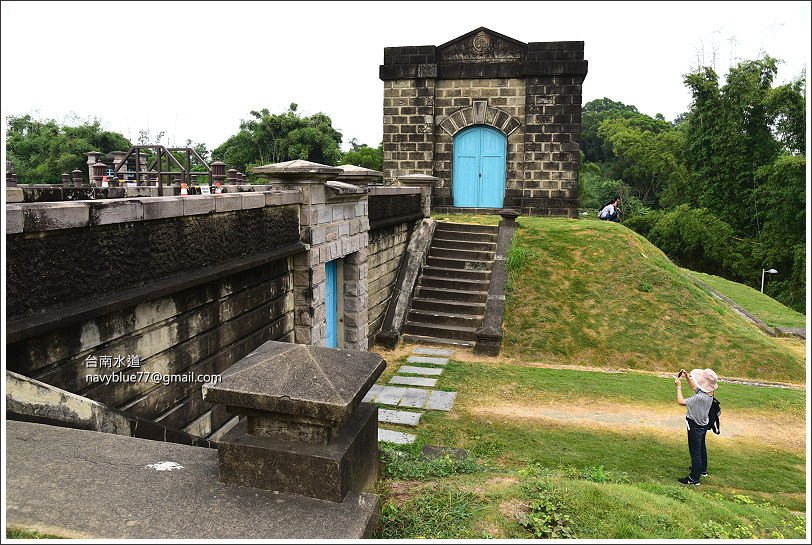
452;125;506;208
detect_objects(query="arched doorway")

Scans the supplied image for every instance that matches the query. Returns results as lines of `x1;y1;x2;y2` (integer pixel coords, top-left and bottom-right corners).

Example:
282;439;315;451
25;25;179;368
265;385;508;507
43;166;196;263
452;125;506;208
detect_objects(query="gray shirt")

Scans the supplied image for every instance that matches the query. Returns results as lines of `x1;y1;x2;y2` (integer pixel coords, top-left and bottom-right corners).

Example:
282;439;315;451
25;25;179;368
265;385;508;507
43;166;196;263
685;388;714;426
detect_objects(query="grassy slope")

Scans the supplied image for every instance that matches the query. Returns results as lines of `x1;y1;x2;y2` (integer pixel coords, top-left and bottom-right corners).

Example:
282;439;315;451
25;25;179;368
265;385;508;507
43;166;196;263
689;270;807;329
375;357;807;538
496;216;805;383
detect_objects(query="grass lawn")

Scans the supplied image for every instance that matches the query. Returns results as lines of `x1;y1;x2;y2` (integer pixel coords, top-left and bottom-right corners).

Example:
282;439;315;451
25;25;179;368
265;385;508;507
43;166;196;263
431;214;804;383
689;270;807;330
374;356;807;539
6;527;63;539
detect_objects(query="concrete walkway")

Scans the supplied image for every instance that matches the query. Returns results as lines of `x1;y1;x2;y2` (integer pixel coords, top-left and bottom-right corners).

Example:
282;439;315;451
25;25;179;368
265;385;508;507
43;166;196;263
371;347;457;445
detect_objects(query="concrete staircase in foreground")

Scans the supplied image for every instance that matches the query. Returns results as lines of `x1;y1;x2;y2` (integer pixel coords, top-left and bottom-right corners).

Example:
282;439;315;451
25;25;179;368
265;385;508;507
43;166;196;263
402;221;498;347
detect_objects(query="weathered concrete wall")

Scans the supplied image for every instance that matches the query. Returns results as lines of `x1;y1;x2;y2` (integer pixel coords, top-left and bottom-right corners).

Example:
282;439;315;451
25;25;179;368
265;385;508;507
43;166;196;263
6;193;303;440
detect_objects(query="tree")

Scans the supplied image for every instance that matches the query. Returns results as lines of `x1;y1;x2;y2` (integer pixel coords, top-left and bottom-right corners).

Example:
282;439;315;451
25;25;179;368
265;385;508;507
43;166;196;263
597;116;687;206
5;114;131;184
683;57;782;237
212;103;343;173
341;139;382;171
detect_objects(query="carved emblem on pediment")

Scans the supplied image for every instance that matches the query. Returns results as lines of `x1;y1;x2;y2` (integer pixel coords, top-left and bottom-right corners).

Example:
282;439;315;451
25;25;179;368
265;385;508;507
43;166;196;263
473;31;492;53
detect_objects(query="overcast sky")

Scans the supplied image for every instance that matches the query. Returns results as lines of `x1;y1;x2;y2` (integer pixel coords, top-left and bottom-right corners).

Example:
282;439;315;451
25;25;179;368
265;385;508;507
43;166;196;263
1;1;809;153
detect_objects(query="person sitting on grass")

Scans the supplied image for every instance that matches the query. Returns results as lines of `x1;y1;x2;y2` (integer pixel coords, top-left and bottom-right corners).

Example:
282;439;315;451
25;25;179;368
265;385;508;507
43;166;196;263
675;368;719;486
598;196;621;222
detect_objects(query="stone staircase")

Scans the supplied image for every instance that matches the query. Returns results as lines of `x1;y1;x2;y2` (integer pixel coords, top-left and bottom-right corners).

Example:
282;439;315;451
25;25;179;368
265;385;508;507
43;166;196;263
402;221;498;347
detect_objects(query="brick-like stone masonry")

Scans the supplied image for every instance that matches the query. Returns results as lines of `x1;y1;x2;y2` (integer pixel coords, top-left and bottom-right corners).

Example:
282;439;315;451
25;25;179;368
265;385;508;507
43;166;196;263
367;222;410;341
380;27;588;217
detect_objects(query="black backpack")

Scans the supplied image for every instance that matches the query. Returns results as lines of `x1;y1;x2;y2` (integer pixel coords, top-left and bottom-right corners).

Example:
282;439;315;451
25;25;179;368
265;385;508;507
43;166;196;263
707;397;721;435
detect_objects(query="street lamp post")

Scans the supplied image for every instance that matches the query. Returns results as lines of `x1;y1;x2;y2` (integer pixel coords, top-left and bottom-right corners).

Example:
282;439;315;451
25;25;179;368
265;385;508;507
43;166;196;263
760;268;777;293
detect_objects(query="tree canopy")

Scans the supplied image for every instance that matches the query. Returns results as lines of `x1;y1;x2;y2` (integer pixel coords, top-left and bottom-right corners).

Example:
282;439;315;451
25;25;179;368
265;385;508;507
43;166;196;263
212;103;343;173
580;55;806;311
5;115;132;184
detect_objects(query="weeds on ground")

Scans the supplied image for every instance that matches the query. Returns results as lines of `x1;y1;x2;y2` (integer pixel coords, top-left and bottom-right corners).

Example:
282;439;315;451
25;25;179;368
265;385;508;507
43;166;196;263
517;469;577;538
380;444;483;480
375;487;483;539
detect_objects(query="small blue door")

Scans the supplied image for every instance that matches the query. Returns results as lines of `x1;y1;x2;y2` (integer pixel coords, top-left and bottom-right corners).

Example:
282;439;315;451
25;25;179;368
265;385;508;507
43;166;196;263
452;125;506;208
325;259;338;348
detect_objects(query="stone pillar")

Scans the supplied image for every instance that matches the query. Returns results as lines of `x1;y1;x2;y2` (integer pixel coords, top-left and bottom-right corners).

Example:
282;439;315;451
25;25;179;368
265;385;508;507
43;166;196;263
84;152;102;183
252;160;370;350
72;169;83;188
202;341;384;502
227;168;238;184
397;173;438;217
90;162;107;187
211;161;226;186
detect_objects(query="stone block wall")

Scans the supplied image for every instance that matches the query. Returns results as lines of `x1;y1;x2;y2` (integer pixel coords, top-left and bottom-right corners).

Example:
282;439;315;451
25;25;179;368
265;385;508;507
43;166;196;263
380;27;588;217
259;165;371;351
6;193;304;441
432;78;526;209
367;222;410;341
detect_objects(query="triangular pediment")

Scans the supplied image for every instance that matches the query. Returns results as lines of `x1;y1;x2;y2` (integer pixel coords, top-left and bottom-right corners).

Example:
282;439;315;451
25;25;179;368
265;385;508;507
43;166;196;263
438;27;526;63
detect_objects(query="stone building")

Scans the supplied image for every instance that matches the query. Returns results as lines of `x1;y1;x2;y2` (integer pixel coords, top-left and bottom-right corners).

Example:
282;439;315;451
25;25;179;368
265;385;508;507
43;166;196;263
380;27;588;217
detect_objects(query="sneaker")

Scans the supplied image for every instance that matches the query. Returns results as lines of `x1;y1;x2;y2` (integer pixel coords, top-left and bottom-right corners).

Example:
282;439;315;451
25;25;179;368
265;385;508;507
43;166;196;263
688;468;709;477
679;476;700;486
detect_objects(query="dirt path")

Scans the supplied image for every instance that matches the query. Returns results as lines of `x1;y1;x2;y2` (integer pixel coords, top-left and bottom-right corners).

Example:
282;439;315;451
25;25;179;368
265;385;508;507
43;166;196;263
468;400;806;451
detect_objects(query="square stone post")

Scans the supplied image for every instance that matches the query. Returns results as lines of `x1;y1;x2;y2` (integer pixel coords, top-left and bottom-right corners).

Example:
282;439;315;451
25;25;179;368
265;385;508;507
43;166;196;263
397;174;438;217
202;341;384;503
335;164;383;189
252;160;371;351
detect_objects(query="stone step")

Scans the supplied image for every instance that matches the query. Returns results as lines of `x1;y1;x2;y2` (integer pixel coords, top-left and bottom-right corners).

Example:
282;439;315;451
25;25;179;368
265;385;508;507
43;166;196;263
436;222;499;234
422;265;492;281
416;286;488;303
398;365;443;376
378;409;422;426
389;375;438;387
432;238;497;252
364;385;458;411
407;309;483;328
419;275;491;292
378;429;416;445
403;333;474;348
429;247;495;261
425;256;493;271
412;347;454;357
411;297;486;315
432;229;497;243
404;321;478;341
406;356;450;365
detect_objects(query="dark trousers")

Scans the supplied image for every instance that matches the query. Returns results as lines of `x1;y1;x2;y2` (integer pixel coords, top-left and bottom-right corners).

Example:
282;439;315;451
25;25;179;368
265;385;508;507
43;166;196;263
600;211;620;222
687;418;708;481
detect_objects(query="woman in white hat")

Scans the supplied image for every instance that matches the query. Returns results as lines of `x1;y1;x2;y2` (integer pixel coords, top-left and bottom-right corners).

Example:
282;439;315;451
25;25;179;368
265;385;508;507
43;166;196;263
674;368;719;485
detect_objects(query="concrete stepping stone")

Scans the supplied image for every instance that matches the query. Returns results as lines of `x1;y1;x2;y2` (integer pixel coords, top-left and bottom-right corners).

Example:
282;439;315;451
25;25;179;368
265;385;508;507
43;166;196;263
399;365;443;376
407;356;449;366
399;388;430;408
372;385;408;405
389;376;437;387
425;390;457;411
412;347;453;357
378;428;416;445
378;409;422;426
362;383;383;403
